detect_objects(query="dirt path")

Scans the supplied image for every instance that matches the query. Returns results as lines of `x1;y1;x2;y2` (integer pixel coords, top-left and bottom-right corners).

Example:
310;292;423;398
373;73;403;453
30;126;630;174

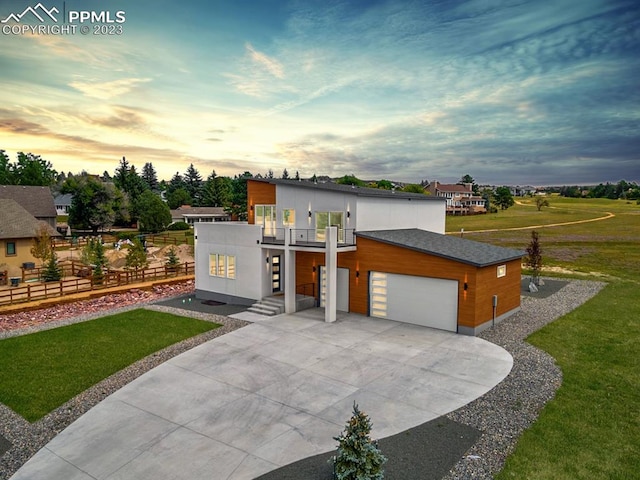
447;201;615;234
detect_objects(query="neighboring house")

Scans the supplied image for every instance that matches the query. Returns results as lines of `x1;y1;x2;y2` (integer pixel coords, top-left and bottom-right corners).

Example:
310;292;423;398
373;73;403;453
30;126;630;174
0;199;60;279
170;206;231;225
509;185;537;196
0;185;58;228
195;179;523;335
426;181;486;215
54;193;73;215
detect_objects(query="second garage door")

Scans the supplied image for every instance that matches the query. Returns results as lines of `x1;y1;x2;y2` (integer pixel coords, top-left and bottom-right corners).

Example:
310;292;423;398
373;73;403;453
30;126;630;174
370;271;458;332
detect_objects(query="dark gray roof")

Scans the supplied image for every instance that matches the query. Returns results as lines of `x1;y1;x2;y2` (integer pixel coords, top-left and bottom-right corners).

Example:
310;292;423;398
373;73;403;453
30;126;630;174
54;193;73;205
0;199;59;240
357;228;524;267
252;178;444;202
0;185;57;219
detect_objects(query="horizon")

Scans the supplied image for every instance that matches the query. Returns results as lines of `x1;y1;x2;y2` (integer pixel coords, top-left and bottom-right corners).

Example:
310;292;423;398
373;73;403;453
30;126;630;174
1;0;638;186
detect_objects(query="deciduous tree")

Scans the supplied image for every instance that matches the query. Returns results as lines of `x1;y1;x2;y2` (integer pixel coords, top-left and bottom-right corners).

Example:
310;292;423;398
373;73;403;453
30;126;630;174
494;186;515;210
136;191;172;233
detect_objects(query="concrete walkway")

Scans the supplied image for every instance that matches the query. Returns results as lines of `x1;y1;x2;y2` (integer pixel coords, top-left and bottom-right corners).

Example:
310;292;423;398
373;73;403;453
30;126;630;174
11;310;512;480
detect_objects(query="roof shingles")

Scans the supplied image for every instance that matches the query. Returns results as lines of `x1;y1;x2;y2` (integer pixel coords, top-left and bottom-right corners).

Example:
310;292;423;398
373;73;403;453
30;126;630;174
357;229;524;267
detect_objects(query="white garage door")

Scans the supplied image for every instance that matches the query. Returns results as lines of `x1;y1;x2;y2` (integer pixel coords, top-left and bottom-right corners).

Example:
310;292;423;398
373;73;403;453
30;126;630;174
370;272;458;332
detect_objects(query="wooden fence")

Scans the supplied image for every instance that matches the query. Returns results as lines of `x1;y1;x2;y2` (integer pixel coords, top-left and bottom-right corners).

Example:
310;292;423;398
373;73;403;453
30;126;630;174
0;261;194;307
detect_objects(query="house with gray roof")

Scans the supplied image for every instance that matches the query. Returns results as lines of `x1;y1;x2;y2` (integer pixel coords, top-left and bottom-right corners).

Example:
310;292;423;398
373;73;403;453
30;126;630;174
170;206;231;225
0;185;57;228
0;199;60;280
195;179;523;335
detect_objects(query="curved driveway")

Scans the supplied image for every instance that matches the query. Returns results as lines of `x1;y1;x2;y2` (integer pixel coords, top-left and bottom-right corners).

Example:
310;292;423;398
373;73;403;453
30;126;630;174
11;309;512;480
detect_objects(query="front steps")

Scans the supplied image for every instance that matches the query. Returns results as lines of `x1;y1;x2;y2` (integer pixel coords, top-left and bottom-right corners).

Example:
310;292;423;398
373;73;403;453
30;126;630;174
247;294;316;316
247;296;285;316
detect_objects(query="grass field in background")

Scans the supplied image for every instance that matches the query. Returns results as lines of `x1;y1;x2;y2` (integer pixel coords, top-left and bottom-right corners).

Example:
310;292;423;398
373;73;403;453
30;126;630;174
447;197;640;281
0;309;219;422
448;197;640;479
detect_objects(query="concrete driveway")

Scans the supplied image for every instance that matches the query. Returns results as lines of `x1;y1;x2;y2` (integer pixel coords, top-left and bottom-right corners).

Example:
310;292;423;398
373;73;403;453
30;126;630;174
11;309;512;480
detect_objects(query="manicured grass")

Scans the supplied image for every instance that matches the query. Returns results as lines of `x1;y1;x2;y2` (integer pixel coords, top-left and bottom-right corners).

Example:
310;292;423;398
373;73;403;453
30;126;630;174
496;281;640;479
448;198;640;479
0;309;220;422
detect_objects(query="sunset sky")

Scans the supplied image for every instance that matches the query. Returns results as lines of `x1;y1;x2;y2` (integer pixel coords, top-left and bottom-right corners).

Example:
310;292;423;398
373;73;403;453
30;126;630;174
1;0;638;185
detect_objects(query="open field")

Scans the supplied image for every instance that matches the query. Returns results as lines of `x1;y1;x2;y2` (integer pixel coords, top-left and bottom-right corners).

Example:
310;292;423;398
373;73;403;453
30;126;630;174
447;197;640;281
448;197;640;479
0;309;219;422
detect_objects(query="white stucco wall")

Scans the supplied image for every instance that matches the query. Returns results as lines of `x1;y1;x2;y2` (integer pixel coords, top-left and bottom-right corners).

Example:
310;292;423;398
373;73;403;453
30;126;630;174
194;223;264;302
276;184;355;230
356;196;446;233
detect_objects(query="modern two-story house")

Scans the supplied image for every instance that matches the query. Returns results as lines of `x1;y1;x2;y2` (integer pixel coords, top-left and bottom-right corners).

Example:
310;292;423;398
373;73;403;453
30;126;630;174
195;179;523;335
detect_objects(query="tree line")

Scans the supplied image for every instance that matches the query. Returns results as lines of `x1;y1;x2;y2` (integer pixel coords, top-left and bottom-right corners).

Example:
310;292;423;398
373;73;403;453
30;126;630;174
553;180;640;200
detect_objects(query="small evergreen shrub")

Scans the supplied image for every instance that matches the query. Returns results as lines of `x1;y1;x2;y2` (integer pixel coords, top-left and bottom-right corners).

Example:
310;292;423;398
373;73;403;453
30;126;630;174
167;221;190;231
331;402;387;480
165;246;181;272
42;253;63;282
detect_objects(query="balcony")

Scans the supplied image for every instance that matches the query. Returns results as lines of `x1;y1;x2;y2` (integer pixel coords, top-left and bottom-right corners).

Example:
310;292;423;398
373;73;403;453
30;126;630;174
261;228;356;248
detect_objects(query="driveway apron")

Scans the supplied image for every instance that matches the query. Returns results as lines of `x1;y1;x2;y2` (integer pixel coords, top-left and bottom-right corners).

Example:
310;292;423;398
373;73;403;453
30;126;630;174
10;309;512;480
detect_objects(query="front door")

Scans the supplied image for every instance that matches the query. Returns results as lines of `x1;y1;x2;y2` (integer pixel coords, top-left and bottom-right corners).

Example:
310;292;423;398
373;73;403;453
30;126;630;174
271;255;281;293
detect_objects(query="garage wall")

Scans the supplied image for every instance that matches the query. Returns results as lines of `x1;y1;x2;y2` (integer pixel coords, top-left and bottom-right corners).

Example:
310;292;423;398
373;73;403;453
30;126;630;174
294;237;521;332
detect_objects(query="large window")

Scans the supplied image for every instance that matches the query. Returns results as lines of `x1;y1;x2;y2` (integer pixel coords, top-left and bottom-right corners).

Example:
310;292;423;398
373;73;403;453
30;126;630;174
315;211;344;242
6;242;16;256
255;205;276;236
209;254;236;278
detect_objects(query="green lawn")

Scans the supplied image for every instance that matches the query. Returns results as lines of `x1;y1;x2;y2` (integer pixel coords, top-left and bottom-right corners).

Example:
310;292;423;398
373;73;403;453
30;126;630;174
0;309;219;422
447;197;640;479
496;282;640;479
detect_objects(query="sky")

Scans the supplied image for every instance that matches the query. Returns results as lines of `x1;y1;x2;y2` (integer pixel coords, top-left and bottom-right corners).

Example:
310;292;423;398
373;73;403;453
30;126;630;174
0;0;638;186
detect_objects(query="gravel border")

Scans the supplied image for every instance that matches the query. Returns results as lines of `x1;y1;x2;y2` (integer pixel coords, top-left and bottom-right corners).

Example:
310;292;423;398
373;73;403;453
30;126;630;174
0;278;606;480
443;278;606;479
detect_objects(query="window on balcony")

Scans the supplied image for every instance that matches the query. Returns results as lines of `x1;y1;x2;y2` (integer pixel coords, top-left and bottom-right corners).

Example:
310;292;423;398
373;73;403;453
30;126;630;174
282;208;295;227
315;211;344;242
255;205;276;236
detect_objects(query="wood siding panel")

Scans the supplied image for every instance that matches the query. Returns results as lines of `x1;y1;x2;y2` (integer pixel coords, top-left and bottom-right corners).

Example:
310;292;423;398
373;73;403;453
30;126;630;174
247;181;276;225
294;237;521;330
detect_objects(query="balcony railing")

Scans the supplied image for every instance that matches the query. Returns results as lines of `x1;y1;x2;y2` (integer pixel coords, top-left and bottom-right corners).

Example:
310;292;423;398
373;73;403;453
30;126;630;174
261;228;355;247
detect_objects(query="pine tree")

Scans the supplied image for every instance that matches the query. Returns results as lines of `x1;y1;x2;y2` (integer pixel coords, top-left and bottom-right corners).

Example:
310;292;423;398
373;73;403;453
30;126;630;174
125;238;149;270
331;402;387;480
165;246;181;273
42;252;63;282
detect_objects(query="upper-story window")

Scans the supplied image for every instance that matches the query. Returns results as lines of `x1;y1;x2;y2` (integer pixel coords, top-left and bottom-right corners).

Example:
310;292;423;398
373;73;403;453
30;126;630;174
282;209;295;227
315;211;344;242
255;205;276;236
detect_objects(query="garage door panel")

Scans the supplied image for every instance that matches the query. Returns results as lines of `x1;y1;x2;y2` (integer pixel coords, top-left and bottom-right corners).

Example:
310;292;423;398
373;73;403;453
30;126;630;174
370;272;458;332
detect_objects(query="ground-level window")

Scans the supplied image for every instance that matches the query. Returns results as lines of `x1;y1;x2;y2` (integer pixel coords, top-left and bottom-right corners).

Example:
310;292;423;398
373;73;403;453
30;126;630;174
209;253;236;278
497;264;506;278
6;242;16;256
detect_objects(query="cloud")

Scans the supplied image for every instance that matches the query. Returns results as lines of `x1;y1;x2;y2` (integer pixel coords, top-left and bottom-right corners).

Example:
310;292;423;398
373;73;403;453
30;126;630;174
69;78;152;99
245;42;284;79
83;106;149;130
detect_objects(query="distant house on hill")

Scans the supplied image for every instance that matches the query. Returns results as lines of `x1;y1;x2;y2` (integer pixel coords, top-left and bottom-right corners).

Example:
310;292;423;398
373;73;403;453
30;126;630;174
54;193;73;215
426;181;486;215
0;199;60;280
0;185;58;228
